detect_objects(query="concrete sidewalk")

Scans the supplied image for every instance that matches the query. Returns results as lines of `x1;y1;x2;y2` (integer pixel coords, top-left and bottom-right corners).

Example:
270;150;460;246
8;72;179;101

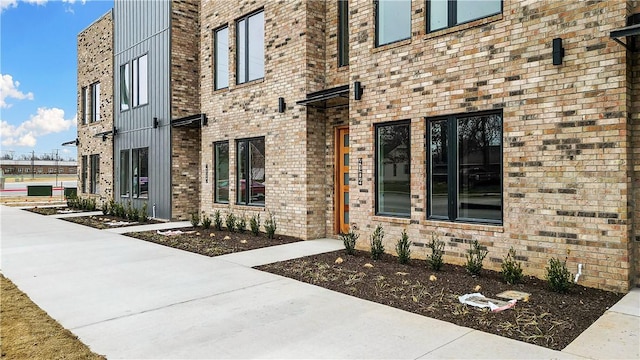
1;205;637;359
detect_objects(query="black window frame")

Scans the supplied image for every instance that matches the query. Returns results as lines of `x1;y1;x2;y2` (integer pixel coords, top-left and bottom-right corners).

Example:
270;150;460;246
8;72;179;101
426;109;503;225
89;154;100;194
120;149;130;197
426;0;503;33
81;86;89;125
81;155;87;193
213;140;230;204
90;82;100;123
119;53;149;112
338;0;349;67
236;137;266;206
235;9;265;85
132;147;149;199
374;0;412;47
214;25;229;90
374;120;411;218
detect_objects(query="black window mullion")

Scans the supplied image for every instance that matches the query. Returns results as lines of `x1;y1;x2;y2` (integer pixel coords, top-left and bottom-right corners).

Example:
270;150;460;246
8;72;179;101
244;19;249;83
448;117;457;221
449;0;457;28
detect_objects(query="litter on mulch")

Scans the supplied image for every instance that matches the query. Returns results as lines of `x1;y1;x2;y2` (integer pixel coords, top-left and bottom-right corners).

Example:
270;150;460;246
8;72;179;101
459;292;517;312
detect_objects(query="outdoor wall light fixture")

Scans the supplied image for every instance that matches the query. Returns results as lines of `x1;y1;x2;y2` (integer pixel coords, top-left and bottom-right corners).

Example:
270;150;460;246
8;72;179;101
354;81;364;100
552;37;564;65
278;97;286;113
153;117;159;128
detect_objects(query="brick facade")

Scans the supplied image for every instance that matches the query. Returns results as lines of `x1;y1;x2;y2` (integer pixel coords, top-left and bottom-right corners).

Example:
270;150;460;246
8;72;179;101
170;0;201;220
80;0;640;291
77;10;113;204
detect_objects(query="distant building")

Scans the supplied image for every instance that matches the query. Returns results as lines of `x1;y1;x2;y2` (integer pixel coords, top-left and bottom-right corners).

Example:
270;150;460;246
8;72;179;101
0;160;77;175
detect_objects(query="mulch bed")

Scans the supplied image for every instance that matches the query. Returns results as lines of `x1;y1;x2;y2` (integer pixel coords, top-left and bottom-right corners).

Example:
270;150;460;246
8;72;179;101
257;250;624;351
24;207;83;216
62;215;162;229
126;228;302;256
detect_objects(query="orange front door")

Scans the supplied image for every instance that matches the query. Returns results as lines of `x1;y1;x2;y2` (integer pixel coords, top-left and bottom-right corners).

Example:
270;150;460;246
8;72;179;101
336;127;350;234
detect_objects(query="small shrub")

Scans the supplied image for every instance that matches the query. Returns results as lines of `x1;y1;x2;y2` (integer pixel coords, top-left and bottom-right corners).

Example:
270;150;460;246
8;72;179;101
101;201;110;215
115;202;126;218
67;196;78;209
427;234;445;271
340;229;359;255
201;212;212;229
546;257;573;293
264;212;277;239
236;214;247;233
125;201;135;220
465;240;488;276
108;199;117;216
139;202;148;223
395;229;411;264
249;213;261;236
501;247;524;285
190;212;200;228
88;198;97;211
225;213;236;232
370;224;385;260
213;210;223;231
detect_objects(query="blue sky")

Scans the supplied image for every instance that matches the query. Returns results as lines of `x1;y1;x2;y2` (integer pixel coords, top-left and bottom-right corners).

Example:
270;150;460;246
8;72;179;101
1;0;113;160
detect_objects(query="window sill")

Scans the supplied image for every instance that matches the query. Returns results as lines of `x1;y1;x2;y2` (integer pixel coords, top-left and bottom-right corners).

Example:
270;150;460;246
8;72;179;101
424;13;503;41
233;77;265;90
372;38;411;54
422;219;504;233
372;215;411;225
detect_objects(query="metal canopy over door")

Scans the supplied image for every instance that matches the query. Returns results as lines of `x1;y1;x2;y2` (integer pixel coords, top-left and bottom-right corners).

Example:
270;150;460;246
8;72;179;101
336;127;350;234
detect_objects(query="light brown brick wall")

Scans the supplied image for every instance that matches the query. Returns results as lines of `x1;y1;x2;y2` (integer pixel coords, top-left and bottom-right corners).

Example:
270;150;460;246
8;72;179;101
629;1;640;287
171;0;201;220
346;0;635;292
77;10;113;205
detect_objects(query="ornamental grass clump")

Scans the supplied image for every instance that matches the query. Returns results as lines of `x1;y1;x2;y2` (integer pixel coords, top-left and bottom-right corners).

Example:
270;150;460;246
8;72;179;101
370;224;385;260
340;229;359;255
427;234;445;271
465;240;488;276
395;229;411;264
501;247;524;285
546;257;573;293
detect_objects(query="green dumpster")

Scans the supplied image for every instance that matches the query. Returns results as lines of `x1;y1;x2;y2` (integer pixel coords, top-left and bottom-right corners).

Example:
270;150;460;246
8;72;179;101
27;185;53;196
64;187;77;199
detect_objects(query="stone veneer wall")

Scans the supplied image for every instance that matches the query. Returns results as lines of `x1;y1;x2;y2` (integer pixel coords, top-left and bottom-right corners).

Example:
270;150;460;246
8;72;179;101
77;10;113;204
170;0;201;220
346;0;635;291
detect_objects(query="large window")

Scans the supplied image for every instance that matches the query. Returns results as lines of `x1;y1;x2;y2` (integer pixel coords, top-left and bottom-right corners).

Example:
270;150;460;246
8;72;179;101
428;110;502;223
236;137;265;206
375;0;411;46
214;141;229;203
89;154;100;194
214;26;229;90
120;54;148;111
91;82;100;123
338;0;349;67
132;55;148;107
376;121;411;217
120;150;130;197
81;155;88;193
428;0;502;33
82;86;88;125
236;10;264;84
120;63;130;111
132;147;149;199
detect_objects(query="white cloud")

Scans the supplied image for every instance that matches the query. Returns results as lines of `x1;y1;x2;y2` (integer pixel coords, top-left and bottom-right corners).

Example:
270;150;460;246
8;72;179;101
0;107;75;148
0;74;34;108
0;0;18;12
0;0;87;13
